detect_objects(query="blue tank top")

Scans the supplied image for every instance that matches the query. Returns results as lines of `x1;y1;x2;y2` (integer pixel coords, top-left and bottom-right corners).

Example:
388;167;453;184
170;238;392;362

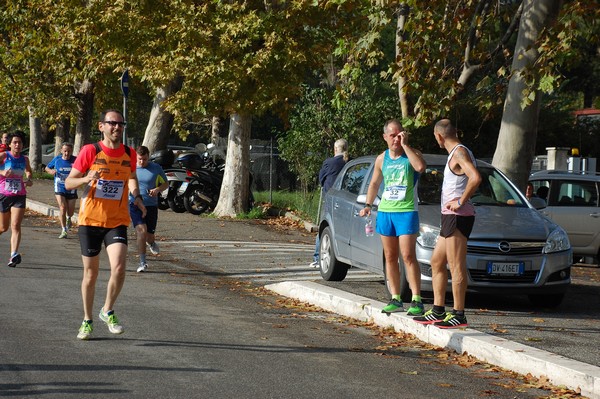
48;155;77;194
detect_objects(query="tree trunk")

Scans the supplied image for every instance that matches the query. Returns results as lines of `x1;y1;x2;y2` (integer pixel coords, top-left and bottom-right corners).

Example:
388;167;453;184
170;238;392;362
211;115;228;160
396;4;410;118
28;106;43;171
492;0;562;190
583;88;594;108
142;76;184;154
54;117;71;154
210;116;227;146
41;120;50;145
73;79;95;155
213;113;251;217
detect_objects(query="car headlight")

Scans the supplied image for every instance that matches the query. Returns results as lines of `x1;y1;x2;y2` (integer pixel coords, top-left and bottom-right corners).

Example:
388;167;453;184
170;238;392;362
417;225;439;248
544;227;571;254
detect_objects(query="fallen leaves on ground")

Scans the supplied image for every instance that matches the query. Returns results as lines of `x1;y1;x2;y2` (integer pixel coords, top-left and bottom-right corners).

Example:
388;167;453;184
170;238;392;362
489;323;508;333
259;216;306;231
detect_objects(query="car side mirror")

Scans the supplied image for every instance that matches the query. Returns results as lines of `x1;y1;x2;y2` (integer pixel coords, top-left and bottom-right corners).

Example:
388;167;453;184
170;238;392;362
356;194;380;207
529;197;547;210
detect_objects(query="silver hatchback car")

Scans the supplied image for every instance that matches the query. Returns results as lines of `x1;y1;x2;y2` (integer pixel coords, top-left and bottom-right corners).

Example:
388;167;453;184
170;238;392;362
529;170;600;265
317;154;573;307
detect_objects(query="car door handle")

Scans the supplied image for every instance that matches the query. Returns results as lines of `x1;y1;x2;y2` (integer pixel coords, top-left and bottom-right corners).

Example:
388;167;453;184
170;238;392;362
353;210;361;217
591;213;600;218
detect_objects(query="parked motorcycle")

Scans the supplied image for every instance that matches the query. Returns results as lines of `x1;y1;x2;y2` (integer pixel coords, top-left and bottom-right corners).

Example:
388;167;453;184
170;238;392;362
182;157;224;215
151;144;253;215
182;144;254;215
170;147;216;214
150;149;200;213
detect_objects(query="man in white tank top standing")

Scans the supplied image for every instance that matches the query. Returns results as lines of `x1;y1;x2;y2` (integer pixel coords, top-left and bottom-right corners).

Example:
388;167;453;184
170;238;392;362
413;119;481;328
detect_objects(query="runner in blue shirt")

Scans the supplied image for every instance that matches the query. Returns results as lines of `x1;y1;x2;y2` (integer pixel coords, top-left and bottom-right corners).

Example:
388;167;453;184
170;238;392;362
129;145;168;272
45;142;77;238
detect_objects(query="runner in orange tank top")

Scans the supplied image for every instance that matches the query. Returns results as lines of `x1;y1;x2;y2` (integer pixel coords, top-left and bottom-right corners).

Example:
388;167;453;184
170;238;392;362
66;109;146;340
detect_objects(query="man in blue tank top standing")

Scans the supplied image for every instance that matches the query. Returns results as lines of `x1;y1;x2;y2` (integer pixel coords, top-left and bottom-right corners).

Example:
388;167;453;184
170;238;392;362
414;119;481;328
360;119;427;315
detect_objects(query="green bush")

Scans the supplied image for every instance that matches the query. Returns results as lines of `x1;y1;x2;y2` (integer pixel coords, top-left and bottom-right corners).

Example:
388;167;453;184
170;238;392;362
278;75;401;192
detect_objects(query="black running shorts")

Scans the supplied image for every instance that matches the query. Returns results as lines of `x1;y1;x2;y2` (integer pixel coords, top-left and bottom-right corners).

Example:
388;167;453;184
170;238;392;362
440;214;475;239
78;225;128;257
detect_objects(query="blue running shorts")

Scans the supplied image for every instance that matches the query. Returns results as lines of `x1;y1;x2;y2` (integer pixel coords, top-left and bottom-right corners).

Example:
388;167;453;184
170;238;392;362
376;211;419;237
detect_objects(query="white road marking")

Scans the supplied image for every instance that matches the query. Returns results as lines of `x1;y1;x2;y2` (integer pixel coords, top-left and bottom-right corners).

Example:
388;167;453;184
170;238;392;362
159;239;382;283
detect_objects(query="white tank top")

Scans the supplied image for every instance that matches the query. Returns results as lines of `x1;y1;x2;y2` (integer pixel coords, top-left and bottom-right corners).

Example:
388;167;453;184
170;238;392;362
441;144;476;216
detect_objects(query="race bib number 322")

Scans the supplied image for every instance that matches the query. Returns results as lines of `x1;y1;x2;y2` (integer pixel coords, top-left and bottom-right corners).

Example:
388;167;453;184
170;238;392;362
96;179;124;200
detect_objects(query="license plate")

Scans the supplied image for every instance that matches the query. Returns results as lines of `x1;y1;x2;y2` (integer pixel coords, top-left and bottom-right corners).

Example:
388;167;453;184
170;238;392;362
178;182;188;193
486;261;524;276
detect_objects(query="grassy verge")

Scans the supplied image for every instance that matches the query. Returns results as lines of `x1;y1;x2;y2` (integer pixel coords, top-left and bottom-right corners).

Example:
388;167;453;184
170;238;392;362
32;171;53;180
252;190;320;222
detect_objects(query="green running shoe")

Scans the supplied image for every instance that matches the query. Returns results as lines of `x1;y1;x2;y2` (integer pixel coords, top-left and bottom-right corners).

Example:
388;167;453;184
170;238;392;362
382;298;403;314
77;320;93;340
59;230;68;239
99;308;124;334
406;300;425;316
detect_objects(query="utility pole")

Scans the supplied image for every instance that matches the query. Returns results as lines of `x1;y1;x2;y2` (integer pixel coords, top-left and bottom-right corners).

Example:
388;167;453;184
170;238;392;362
120;69;129;145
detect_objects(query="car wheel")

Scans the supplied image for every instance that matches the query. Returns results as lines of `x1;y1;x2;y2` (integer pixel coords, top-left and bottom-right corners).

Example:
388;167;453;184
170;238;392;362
319;226;348;281
383;259;411;302
527;293;565;308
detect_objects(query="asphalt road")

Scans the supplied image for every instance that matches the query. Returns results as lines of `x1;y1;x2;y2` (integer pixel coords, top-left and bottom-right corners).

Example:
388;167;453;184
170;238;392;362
149;210;600;370
2;178;596;398
23;179;600;368
1;208;564;397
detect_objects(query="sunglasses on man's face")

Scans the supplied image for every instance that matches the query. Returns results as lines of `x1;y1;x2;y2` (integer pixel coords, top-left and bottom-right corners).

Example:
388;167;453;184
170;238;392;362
102;121;126;127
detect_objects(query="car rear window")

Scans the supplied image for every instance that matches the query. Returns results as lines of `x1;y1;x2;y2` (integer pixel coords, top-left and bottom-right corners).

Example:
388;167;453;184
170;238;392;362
548;180;598;207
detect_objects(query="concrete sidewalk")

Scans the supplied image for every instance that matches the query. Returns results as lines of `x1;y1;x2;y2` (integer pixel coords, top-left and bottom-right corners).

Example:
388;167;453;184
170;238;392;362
25;179;600;398
267;281;600;398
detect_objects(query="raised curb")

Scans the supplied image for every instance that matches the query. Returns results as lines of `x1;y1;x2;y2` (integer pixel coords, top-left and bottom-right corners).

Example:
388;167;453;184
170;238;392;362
26;199;79;224
266;280;600;398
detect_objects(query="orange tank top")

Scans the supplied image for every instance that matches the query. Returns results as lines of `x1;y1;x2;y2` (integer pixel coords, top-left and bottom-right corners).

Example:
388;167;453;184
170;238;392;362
77;143;134;228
